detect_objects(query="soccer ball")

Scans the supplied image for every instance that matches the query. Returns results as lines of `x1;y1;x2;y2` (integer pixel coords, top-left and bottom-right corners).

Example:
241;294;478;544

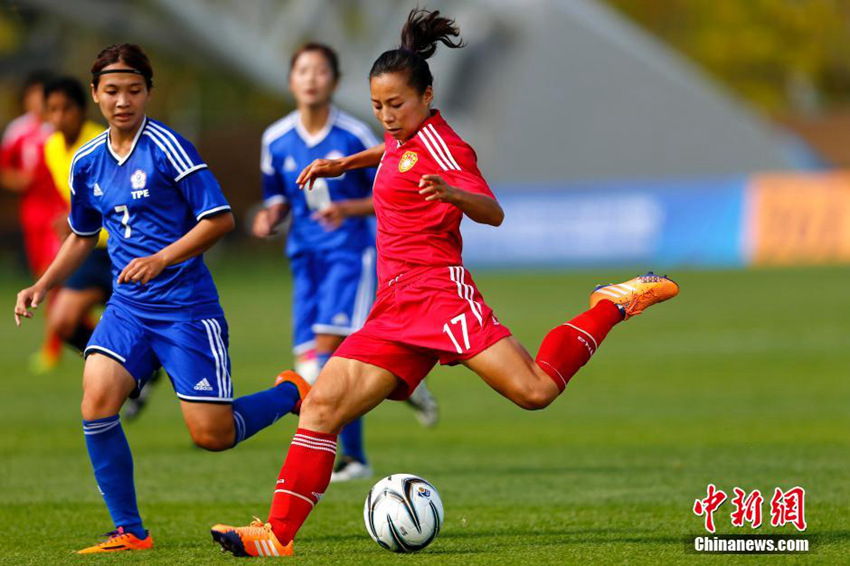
363;474;444;553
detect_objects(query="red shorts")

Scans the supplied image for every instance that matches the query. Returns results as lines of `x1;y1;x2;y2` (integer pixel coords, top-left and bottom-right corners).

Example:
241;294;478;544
334;265;512;400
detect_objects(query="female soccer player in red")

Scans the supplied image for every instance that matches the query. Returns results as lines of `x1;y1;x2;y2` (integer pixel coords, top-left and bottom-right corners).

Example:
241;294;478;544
253;42;439;482
212;9;678;557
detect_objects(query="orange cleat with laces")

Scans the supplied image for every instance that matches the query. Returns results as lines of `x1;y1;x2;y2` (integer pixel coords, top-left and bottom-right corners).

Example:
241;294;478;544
274;370;311;415
77;527;153;554
589;271;679;319
211;518;293;557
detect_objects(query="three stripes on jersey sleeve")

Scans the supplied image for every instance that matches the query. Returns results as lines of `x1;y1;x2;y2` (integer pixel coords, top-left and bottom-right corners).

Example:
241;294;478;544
68;130;108;194
142;120;208;182
335;110;380;149
417;124;461;172
259;109;380;178
260;113;297;175
68;119;209;193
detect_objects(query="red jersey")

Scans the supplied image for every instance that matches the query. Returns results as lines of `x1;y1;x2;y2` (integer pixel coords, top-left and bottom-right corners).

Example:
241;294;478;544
372;110;496;286
0;113;62;222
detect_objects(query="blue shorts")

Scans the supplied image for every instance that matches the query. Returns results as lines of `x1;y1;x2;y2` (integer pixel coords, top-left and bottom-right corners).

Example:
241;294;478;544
84;301;233;403
66;248;112;297
290;247;376;354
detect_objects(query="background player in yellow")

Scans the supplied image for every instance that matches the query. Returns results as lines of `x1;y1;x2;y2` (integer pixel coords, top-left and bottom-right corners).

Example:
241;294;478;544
43;76;160;419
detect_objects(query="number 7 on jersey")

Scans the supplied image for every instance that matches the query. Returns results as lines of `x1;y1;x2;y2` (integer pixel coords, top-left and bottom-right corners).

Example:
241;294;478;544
115;205;131;238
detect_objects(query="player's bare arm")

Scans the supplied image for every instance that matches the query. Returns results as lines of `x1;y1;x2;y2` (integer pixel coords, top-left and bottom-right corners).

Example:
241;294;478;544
117;212;235;285
297;142;385;189
15;233;97;325
0;169;34;193
312;196;375;230
418;174;504;226
252;202;290;238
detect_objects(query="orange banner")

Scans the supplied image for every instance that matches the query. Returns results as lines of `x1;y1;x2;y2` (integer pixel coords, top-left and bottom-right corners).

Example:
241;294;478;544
748;173;850;266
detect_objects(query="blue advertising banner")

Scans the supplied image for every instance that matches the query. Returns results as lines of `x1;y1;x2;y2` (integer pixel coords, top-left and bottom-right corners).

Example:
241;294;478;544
461;177;749;269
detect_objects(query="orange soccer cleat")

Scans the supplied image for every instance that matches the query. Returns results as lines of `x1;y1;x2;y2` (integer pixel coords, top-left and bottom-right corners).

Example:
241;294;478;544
211;518;293;557
274;370;311;414
77;527;153;554
589;271;679;319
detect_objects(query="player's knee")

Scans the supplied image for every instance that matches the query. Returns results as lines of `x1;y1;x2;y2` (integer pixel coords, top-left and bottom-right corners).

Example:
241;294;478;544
299;391;344;434
188;425;233;452
48;310;77;340
512;386;554;411
81;386;122;420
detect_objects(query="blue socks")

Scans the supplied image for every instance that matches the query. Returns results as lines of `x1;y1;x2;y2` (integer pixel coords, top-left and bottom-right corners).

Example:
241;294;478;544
83;385;300;538
315;351;367;464
82;415;145;538
232;382;301;446
340;416;366;463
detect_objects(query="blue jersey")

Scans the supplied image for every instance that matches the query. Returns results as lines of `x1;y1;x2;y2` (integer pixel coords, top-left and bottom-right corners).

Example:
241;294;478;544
68;117;231;321
261;107;379;257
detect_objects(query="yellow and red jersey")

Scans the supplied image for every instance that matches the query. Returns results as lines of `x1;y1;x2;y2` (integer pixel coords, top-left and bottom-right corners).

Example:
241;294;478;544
1;113;63;221
44;120;108;247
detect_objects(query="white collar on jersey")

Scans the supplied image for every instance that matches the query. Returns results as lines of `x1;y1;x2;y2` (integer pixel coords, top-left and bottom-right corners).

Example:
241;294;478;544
294;106;338;148
107;116;147;166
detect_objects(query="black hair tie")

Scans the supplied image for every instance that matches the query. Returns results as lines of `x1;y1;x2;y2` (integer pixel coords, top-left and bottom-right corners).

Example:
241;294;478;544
92;69;149;79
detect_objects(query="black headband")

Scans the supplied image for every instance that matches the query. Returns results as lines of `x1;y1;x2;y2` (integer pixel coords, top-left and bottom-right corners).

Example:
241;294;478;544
92;69;150;79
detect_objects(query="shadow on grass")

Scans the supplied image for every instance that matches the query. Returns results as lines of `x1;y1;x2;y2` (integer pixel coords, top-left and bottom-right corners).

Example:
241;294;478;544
440;464;668;477
441;527;685;546
810;531;850;544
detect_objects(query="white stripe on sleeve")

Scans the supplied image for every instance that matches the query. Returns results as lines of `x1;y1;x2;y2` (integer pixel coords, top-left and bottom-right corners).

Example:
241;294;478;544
143;132;185;176
417;130;450;171
148;121;195;167
426;124;462;170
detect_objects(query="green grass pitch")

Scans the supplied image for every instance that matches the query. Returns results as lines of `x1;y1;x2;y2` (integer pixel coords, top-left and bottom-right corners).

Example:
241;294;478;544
0;254;848;565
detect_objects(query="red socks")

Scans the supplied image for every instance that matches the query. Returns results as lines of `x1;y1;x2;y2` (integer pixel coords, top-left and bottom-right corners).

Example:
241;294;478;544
268;429;337;544
535;300;623;392
266;304;622;542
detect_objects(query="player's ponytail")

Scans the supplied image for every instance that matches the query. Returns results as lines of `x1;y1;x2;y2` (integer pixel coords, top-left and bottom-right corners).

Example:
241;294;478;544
370;8;464;94
400;8;463;60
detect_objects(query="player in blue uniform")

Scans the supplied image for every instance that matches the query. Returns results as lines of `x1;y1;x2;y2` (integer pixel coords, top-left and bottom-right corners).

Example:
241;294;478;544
253;43;438;482
13;44;310;554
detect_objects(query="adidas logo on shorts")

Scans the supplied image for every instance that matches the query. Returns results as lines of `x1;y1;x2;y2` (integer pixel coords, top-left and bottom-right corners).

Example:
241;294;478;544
193;378;214;392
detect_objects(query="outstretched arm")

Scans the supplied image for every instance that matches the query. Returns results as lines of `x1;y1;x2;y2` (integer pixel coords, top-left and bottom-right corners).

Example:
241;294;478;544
117;212;235;285
297;143;385;189
0;169;34;193
312;196;375;231
252;202;291;238
418;174;504;227
15;233;97;325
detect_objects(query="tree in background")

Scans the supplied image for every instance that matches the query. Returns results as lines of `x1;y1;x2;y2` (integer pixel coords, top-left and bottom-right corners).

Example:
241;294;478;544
604;0;850;115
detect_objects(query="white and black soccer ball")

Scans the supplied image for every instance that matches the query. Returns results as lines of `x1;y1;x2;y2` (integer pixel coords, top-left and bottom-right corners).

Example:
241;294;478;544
363;474;444;553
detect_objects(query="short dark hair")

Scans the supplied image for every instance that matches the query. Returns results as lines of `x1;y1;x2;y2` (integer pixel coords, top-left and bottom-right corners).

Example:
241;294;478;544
369;8;464;94
290;42;340;82
44;76;87;110
21;70;53;99
91;43;153;89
